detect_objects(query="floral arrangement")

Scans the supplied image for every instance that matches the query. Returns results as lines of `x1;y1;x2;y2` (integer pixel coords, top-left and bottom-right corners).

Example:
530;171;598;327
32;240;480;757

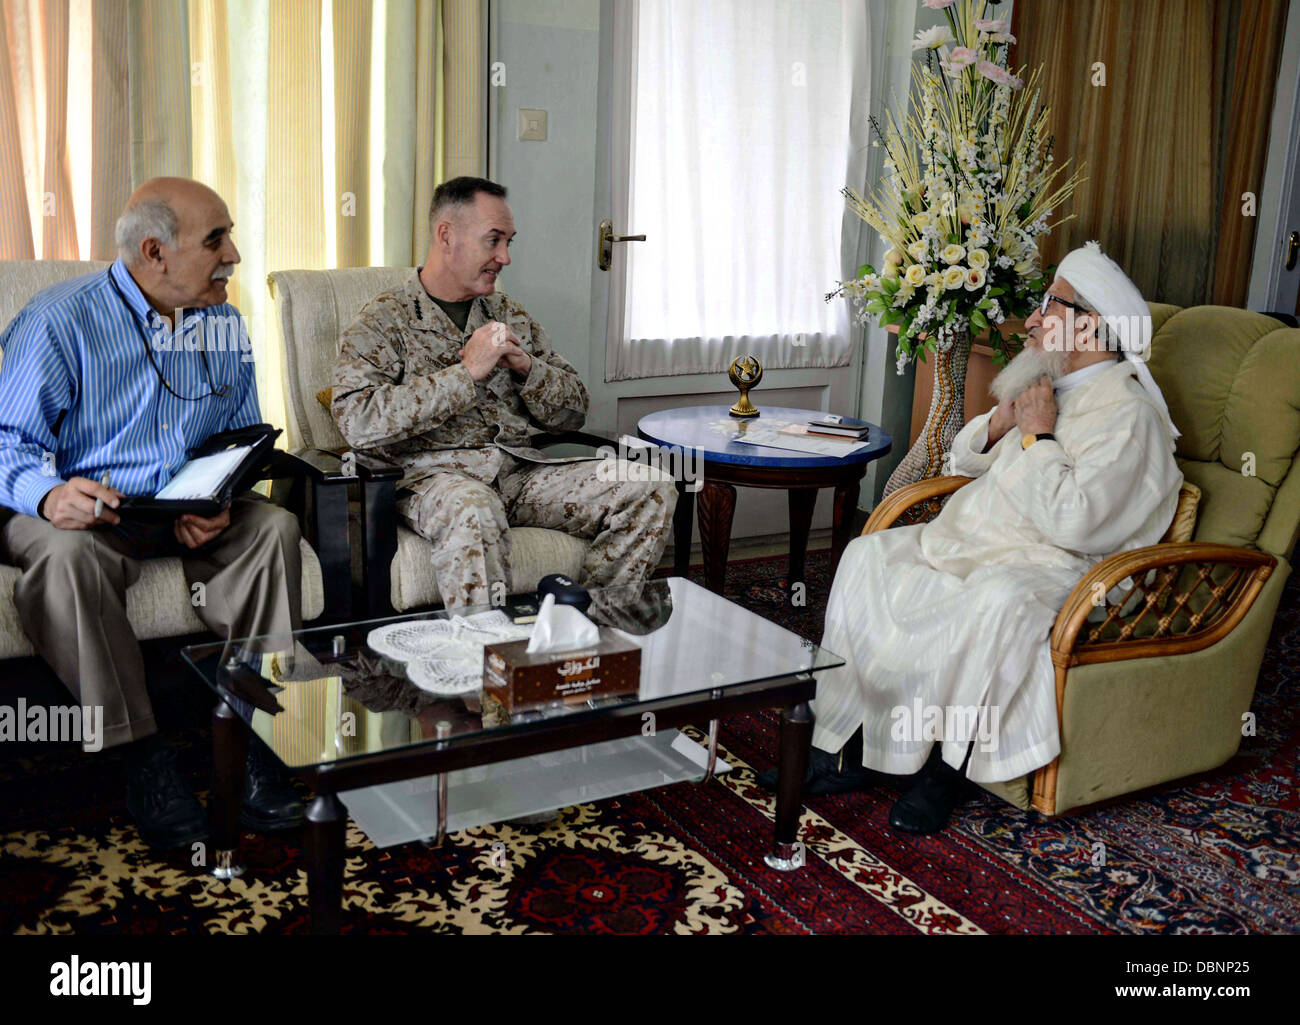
832;0;1083;370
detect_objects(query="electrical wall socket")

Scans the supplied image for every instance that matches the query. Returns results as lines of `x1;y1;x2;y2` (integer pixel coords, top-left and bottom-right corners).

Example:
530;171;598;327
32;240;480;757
519;108;547;141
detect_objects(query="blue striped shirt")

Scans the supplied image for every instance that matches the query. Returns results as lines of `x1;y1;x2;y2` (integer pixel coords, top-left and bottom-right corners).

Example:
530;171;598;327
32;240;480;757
0;260;261;518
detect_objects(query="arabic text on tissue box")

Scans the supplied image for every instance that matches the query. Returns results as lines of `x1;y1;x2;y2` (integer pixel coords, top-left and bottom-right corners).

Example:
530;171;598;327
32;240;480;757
482;597;642;717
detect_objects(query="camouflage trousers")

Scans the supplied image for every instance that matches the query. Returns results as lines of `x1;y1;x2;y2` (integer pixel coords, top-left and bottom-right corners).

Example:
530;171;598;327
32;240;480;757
397;455;678;609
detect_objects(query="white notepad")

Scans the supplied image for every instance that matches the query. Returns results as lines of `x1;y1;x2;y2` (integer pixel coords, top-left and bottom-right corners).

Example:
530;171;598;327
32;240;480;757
154;445;254;500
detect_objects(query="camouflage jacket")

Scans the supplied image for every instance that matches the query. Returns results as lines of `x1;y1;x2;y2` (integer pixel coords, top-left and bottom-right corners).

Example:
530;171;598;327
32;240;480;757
331;271;590;490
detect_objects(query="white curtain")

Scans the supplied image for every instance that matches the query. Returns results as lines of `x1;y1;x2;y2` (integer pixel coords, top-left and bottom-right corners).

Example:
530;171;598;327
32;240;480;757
612;0;867;380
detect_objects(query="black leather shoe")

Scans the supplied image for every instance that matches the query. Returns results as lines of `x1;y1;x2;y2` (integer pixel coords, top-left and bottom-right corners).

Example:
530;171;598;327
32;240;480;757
123;739;210;851
889;756;969;834
241;742;304;831
756;729;884;796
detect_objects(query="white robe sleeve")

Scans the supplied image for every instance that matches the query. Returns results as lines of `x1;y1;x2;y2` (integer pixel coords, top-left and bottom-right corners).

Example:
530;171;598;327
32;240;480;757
948;408;1003;478
991;399;1180;555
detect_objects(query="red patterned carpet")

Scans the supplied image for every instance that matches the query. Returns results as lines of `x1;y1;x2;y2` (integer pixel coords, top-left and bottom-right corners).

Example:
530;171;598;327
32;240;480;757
1;550;1297;934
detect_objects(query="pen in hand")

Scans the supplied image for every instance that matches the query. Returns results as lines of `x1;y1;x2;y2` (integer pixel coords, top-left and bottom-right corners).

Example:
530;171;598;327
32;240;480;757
94;471;110;521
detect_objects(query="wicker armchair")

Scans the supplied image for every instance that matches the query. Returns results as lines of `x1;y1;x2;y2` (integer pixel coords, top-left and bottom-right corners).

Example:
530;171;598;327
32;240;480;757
861;303;1298;817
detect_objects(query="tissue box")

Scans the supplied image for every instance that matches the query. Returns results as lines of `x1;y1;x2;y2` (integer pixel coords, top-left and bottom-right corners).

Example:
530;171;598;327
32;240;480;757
482;630;642;715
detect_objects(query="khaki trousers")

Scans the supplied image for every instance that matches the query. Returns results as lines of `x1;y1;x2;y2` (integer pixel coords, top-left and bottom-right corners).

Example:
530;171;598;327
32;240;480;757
398;457;677;610
0;493;302;751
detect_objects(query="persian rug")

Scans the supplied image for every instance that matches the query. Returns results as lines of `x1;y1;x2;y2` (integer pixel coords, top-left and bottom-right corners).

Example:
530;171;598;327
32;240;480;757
1;551;1296;934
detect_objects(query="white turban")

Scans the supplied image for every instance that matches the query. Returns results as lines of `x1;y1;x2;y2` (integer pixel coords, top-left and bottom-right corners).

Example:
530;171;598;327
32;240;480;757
1056;241;1181;441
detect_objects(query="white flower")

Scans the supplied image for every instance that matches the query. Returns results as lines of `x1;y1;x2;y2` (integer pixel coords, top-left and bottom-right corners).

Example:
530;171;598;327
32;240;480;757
963;267;986;290
911;26;956;51
904;264;927;287
942;266;965;290
940;243;966;265
860;273;880;291
884;248;904;266
968;248;989;269
912;211;933;230
907;239;929;262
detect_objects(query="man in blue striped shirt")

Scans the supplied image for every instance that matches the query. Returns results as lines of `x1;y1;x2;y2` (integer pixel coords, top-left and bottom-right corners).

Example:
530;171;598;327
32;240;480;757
0;178;304;850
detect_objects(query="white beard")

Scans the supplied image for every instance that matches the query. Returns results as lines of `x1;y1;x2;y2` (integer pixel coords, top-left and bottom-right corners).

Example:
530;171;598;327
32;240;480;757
990;344;1071;403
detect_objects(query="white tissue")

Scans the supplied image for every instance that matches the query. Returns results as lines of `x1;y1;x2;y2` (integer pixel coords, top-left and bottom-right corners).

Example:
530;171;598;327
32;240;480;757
525;593;600;654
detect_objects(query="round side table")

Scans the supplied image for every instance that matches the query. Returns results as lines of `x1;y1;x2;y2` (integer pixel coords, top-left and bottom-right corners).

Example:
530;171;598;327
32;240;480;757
638;406;893;596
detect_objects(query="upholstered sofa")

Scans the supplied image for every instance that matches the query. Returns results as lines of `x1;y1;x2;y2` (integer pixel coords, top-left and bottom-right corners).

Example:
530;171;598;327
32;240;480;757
865;303;1299;817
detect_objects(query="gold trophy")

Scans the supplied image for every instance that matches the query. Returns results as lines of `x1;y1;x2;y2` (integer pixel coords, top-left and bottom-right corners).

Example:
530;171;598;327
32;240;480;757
728;355;763;418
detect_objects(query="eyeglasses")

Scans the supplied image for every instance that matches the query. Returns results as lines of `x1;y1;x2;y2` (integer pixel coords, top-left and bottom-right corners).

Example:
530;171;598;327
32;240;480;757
1039;292;1092;317
105;270;230;401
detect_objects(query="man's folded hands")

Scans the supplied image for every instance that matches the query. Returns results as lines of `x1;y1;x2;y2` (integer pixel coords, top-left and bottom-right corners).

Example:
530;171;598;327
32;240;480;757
457;320;531;380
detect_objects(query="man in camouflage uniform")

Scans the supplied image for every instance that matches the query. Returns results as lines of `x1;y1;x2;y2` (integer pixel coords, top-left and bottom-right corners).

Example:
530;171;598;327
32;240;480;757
331;176;676;609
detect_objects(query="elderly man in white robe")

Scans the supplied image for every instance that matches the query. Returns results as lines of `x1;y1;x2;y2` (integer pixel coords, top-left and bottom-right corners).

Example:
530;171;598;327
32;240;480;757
759;243;1184;834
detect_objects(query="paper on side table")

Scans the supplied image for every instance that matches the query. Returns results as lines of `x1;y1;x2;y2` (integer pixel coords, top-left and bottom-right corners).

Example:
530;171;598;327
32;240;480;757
732;424;867;457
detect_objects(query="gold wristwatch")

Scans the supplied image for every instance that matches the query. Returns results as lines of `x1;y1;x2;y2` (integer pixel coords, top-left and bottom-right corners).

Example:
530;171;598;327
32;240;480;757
1021;432;1056;450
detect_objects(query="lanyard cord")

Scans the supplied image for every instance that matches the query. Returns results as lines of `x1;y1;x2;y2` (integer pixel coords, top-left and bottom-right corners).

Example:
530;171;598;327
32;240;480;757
105;270;229;401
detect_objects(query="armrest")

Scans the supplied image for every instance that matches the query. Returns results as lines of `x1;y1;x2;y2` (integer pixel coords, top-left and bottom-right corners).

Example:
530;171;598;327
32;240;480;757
345;450;400;618
532;430;617;451
862;476;974;534
348;449;403;482
260;449;357;623
262;448;359;485
1050;542;1277;667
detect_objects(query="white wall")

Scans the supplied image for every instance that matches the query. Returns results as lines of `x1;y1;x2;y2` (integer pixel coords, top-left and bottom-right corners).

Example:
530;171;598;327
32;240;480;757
487;0;602;376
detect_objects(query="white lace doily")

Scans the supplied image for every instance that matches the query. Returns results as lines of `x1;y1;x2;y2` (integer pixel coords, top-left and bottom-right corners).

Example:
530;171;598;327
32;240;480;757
407;655;484;696
367;614;535;696
457;610;516;633
366;620;459;662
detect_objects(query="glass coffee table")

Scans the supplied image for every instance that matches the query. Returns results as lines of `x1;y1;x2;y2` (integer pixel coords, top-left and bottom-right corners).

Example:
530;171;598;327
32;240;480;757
182;577;843;933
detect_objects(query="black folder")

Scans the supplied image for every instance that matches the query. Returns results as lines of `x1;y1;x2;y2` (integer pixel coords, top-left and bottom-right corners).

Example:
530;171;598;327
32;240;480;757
115;424;283;520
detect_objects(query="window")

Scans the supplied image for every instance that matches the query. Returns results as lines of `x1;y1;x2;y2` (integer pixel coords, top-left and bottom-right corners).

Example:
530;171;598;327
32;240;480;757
610;0;865;380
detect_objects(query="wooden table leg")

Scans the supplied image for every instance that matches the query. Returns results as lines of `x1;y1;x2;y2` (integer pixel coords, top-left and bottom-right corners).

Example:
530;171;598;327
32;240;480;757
830;475;863;579
672;480;696;577
211;698;248;880
305;791;347;934
697;480;736;595
787;488;817;599
766;701;812;872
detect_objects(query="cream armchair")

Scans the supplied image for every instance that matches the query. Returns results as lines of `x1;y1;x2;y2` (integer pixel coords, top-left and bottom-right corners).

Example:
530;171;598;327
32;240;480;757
267;267;597;617
0;259;331;665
